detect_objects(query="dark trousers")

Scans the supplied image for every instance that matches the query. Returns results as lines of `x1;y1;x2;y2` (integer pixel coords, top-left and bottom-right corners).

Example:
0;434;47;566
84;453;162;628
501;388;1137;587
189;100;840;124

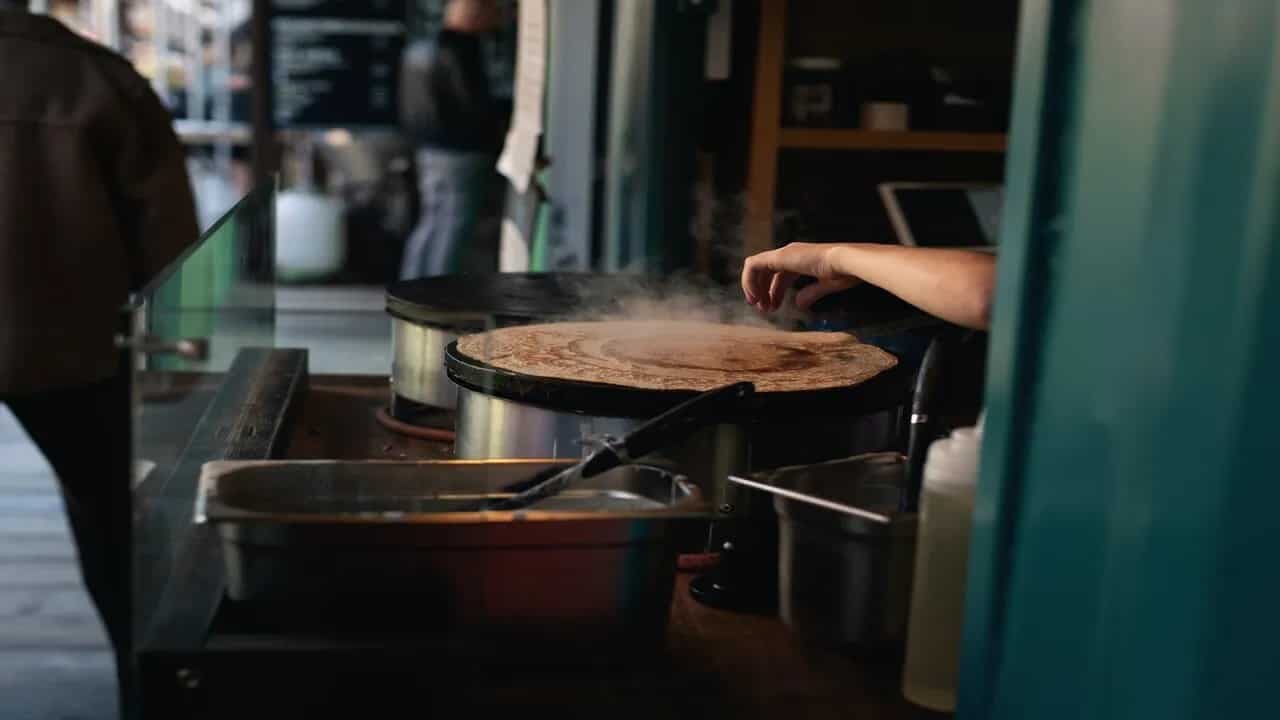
3;375;132;706
399;147;502;279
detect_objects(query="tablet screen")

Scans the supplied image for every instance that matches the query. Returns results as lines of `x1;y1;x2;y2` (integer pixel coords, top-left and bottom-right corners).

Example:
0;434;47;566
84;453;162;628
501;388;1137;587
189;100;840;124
884;186;1003;249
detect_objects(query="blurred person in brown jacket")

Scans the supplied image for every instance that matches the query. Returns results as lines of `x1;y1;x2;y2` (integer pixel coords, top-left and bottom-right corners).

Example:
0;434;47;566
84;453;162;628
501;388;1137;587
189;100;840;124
0;0;198;696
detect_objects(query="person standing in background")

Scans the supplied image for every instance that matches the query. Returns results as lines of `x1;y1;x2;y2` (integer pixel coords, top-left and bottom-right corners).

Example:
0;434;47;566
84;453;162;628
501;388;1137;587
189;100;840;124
0;0;199;708
398;0;508;279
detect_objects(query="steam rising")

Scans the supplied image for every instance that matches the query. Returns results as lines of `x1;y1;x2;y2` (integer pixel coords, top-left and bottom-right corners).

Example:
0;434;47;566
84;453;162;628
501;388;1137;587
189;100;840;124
559;193;810;330
463;192;818;374
561;269;806;331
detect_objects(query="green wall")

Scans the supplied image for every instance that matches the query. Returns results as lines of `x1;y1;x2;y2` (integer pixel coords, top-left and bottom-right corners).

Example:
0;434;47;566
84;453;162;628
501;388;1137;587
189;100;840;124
961;2;1279;718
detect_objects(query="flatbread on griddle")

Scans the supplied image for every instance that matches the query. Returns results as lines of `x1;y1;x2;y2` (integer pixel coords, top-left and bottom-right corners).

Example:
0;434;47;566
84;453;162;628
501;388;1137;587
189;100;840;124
456;321;897;393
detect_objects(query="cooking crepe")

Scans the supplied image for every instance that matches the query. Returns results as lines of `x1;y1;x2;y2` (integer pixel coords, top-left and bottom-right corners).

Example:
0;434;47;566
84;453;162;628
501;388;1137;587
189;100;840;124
455;321;898;393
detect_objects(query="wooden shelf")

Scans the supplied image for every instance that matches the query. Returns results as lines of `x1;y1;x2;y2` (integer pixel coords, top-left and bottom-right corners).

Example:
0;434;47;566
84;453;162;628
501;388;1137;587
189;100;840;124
779;128;1007;153
744;0;1016;256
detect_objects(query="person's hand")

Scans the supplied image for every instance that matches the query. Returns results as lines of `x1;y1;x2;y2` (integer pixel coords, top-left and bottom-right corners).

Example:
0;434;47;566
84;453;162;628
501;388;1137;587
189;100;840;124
741;242;860;313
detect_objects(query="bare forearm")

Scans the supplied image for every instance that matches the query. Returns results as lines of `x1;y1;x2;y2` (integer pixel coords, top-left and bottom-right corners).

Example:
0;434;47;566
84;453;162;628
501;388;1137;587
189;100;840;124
827;244;996;330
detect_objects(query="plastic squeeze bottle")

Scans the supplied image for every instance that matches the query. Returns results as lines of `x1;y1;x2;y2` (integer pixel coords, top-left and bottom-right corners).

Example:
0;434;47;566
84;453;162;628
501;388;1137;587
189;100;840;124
901;419;983;712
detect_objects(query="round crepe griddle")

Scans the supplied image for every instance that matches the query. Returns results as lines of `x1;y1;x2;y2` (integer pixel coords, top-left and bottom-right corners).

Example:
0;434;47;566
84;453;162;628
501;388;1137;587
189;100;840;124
456;321;897;393
447;321;908;418
386;272;656;329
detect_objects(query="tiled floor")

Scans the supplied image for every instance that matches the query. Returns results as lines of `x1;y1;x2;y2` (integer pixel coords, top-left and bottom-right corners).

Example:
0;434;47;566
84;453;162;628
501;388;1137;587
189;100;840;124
0;285;391;719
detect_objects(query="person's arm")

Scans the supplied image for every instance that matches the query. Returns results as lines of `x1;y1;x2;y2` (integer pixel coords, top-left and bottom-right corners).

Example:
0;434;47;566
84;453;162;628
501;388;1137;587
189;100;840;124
112;74;200;288
741;242;996;330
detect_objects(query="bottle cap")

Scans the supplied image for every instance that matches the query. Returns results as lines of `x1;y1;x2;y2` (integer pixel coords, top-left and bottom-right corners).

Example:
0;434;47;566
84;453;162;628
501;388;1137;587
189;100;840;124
923;422;983;492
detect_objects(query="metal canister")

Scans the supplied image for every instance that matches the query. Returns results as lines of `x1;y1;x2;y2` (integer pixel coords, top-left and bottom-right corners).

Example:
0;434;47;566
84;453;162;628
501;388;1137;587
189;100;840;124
736;453;919;653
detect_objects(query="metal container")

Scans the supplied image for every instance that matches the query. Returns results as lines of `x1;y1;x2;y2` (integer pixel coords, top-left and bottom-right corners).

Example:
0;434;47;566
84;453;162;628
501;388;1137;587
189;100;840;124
195;459;705;640
732;453;919;653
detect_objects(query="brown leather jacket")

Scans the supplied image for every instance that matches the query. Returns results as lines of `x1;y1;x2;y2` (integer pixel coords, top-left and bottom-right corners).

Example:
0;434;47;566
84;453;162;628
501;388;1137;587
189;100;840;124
0;10;197;394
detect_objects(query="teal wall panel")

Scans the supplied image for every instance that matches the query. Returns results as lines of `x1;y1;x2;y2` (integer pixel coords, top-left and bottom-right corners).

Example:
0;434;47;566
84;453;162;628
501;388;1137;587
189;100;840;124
960;1;1279;718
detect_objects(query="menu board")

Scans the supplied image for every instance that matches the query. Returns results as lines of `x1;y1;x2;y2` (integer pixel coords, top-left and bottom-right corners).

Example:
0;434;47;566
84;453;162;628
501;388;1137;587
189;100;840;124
270;0;406;128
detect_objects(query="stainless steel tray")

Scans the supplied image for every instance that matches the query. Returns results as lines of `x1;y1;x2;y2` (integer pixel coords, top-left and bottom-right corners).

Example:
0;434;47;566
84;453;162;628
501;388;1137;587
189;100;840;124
195;459;705;639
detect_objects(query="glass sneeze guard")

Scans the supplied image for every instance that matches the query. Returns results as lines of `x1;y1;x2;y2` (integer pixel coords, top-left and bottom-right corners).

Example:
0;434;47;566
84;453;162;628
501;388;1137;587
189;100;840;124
121;178;275;656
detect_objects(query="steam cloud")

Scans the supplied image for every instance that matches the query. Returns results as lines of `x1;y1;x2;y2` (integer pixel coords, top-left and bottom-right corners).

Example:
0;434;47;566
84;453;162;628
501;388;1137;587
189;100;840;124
562;192;810;330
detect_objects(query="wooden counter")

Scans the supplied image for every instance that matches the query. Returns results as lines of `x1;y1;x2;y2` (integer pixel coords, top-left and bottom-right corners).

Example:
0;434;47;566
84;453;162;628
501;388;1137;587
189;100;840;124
660;572;928;719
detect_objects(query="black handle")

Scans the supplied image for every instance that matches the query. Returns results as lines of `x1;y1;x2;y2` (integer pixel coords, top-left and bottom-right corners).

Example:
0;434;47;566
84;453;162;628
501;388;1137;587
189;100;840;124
494;465;565;497
902;338;946;512
489;381;756;511
616;381;756;468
